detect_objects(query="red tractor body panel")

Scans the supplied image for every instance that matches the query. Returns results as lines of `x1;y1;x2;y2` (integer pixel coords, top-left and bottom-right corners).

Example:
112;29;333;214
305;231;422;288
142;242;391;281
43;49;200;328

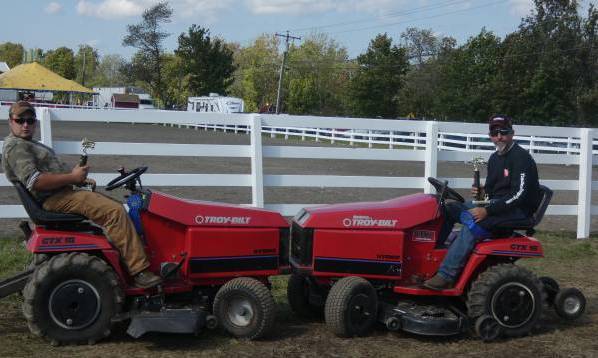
290;194;544;296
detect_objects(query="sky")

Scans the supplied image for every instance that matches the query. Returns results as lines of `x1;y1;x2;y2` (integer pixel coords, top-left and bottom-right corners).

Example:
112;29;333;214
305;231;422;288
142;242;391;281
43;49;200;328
1;0;595;59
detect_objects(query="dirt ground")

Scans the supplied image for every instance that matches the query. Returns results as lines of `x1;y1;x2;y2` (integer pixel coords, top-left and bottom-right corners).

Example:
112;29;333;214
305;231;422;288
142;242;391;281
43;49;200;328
0;122;596;357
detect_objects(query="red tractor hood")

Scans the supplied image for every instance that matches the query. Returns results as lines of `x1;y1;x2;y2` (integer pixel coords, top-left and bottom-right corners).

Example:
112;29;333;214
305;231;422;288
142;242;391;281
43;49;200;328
146;191;288;227
296;193;438;230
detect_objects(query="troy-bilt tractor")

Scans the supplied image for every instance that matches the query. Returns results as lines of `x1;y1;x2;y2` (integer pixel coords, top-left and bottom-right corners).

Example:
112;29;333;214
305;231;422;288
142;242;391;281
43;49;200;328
288;177;586;341
0;166;289;345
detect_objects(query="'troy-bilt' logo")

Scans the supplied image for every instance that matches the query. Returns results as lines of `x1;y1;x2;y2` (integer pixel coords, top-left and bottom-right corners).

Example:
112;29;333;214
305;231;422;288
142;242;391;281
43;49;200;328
195;215;251;225
342;215;398;228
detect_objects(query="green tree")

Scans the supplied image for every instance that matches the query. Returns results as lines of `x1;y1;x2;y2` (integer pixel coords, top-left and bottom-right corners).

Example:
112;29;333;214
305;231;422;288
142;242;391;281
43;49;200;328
0;42;24;68
162;53;190;109
229;35;281;112
175;25;236;96
285;33;350;115
122;1;173;108
74;45;99;87
349;34;409;118
43;47;76;79
94;54;128;86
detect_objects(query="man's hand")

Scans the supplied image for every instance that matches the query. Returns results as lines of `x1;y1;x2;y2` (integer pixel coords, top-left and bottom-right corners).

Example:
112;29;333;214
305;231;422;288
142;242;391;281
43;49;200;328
84;178;96;191
468;207;488;222
71;164;89;185
471;185;484;199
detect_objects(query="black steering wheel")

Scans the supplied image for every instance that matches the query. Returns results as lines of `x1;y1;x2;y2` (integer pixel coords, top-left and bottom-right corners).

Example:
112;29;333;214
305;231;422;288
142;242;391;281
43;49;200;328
427;177;465;203
105;166;148;191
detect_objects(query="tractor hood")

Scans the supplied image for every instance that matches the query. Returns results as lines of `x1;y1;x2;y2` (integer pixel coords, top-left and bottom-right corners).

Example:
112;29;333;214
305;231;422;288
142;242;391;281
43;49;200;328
146;191;288;227
295;193;438;230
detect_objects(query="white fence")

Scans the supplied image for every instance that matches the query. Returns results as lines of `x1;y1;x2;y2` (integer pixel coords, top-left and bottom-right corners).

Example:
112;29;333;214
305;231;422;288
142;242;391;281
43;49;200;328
0;106;595;239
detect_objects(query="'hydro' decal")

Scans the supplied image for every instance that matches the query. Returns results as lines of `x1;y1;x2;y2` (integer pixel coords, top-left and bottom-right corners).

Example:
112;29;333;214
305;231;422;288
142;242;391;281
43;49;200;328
342;215;398;228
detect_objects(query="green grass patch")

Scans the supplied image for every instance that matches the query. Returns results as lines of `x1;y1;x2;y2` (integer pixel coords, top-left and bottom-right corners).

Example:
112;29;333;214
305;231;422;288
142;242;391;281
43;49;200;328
0;237;31;277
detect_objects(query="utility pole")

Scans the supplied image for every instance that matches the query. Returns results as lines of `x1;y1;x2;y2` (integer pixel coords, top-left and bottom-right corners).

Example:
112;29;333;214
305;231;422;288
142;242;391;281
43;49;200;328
275;31;300;114
81;49;87;87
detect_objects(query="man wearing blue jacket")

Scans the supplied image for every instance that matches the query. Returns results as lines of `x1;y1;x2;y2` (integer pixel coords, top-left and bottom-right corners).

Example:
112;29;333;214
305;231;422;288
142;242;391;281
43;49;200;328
424;115;541;290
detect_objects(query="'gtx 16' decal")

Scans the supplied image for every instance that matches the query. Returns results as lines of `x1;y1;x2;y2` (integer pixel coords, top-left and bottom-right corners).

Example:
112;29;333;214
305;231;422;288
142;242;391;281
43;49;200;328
342;215;398;228
195;215;251;225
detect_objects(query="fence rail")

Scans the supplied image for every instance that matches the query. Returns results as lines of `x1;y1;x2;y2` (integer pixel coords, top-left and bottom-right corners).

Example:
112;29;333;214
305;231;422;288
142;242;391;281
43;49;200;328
0;106;595;238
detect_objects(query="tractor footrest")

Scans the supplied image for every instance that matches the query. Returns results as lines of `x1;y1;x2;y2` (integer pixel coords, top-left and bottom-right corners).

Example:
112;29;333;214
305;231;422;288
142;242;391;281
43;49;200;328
380;301;467;336
0;268;33;299
127;308;207;338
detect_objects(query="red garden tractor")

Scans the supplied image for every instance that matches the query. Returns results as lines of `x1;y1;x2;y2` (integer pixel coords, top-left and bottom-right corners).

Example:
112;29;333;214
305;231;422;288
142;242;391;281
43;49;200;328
287;177;586;341
0;166;289;345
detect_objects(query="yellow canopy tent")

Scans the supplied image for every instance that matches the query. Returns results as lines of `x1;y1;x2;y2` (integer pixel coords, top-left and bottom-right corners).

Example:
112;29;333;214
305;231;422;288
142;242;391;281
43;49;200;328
0;62;94;94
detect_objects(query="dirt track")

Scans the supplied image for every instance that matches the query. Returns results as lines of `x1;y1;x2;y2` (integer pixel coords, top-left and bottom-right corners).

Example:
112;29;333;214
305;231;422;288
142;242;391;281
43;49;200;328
0;122;596;357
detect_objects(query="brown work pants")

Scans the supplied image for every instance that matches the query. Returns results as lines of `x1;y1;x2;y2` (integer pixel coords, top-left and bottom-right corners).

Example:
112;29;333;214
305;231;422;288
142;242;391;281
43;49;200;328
43;189;149;275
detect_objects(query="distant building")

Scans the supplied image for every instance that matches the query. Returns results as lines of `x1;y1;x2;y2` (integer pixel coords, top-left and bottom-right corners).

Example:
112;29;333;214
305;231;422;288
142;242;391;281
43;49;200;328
93;86;155;109
0;62;9;74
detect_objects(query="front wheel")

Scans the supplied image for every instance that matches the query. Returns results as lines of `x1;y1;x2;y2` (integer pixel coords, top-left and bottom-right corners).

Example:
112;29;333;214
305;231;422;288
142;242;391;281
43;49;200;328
213;277;275;340
554;288;586;321
324;276;378;337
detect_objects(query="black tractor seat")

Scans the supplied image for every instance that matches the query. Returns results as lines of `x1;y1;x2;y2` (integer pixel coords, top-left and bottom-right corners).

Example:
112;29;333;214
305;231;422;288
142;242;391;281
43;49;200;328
491;185;553;236
14;182;102;233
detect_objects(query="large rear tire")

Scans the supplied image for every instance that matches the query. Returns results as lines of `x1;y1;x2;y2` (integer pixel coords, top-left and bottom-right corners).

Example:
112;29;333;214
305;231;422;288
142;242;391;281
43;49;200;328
467;264;544;338
213;277;275;340
324;276;378;338
22;253;123;345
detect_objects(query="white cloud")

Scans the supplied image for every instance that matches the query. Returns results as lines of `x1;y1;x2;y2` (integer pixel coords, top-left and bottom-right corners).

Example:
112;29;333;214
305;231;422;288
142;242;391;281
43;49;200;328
75;0;234;21
76;0;148;19
508;0;533;17
246;0;399;15
45;2;63;14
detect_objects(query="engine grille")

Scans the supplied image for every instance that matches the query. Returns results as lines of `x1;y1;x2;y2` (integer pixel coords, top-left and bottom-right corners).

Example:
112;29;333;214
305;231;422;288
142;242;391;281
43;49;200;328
290;222;314;266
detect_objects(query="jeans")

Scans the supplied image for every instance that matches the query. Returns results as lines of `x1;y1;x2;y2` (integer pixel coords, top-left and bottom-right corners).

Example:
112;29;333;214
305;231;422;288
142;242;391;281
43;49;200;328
437;200;526;282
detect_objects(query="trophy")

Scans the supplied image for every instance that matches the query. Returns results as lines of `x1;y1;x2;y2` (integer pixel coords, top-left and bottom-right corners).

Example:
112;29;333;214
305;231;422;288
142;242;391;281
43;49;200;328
470;156;488;205
80;137;95;166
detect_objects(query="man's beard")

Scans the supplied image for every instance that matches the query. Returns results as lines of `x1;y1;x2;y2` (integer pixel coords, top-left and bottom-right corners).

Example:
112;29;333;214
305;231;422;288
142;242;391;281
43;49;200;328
495;142;508;153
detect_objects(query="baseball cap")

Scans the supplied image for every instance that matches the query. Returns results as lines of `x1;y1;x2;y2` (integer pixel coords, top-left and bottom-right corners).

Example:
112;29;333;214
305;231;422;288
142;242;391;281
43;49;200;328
9;101;36;118
488;115;512;130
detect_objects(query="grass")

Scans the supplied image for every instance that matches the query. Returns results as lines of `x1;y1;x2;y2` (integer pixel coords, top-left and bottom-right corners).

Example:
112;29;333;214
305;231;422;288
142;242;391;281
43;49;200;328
0;231;595;357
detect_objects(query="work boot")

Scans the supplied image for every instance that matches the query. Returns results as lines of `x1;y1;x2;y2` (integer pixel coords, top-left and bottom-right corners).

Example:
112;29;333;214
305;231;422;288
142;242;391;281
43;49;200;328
134;270;162;289
423;274;453;290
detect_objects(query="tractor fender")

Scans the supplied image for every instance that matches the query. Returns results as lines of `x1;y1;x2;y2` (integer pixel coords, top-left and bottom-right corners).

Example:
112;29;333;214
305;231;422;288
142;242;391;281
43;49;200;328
473;237;544;258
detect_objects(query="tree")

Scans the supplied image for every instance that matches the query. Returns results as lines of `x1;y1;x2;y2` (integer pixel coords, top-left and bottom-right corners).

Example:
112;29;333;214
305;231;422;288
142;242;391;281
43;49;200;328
349;34;409;118
285;33;350;115
229;35;281;112
74;45;99;86
175;25;236;96
122;1;173;107
162;54;190;109
0;42;24;68
43;47;76;79
94;54;128;86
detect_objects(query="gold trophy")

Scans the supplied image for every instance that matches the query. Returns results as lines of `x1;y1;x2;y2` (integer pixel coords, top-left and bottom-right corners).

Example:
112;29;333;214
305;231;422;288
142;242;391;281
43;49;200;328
79;138;96;191
470;156;489;205
80;137;95;166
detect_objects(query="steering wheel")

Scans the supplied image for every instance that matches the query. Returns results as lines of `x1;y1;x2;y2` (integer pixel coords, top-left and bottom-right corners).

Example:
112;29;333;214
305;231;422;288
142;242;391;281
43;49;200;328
105;166;148;191
427;177;465;203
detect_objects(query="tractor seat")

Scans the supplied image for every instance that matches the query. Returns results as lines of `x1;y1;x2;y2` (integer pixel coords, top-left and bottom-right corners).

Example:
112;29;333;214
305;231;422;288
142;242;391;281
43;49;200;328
14;182;87;225
491;185;553;236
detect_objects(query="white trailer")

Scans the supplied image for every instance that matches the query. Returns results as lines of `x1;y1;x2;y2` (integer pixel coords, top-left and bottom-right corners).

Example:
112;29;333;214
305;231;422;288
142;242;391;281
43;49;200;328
187;94;244;114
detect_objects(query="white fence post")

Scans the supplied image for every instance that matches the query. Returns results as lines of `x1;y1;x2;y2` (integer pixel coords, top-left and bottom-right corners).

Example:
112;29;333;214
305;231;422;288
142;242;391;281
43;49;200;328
577;128;593;239
424;121;438;194
250;114;264;208
39;108;53;147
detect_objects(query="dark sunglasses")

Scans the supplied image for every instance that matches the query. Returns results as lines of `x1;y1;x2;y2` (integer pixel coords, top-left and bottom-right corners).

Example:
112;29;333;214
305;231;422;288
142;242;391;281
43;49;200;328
12;116;37;125
489;128;513;137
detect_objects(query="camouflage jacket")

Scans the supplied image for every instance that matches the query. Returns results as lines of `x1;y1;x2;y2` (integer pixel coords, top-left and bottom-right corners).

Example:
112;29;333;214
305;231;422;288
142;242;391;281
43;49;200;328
2;134;68;201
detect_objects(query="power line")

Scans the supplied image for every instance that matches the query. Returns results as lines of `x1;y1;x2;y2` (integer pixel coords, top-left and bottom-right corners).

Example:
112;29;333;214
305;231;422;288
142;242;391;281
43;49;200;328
275;31;301;114
289;0;475;33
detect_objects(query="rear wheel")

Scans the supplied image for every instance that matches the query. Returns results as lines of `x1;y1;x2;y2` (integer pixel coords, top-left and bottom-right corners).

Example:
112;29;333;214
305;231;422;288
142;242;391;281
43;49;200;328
287;274;325;318
22;253;123;345
467;264;543;338
324;276;378;337
213;277;275;340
